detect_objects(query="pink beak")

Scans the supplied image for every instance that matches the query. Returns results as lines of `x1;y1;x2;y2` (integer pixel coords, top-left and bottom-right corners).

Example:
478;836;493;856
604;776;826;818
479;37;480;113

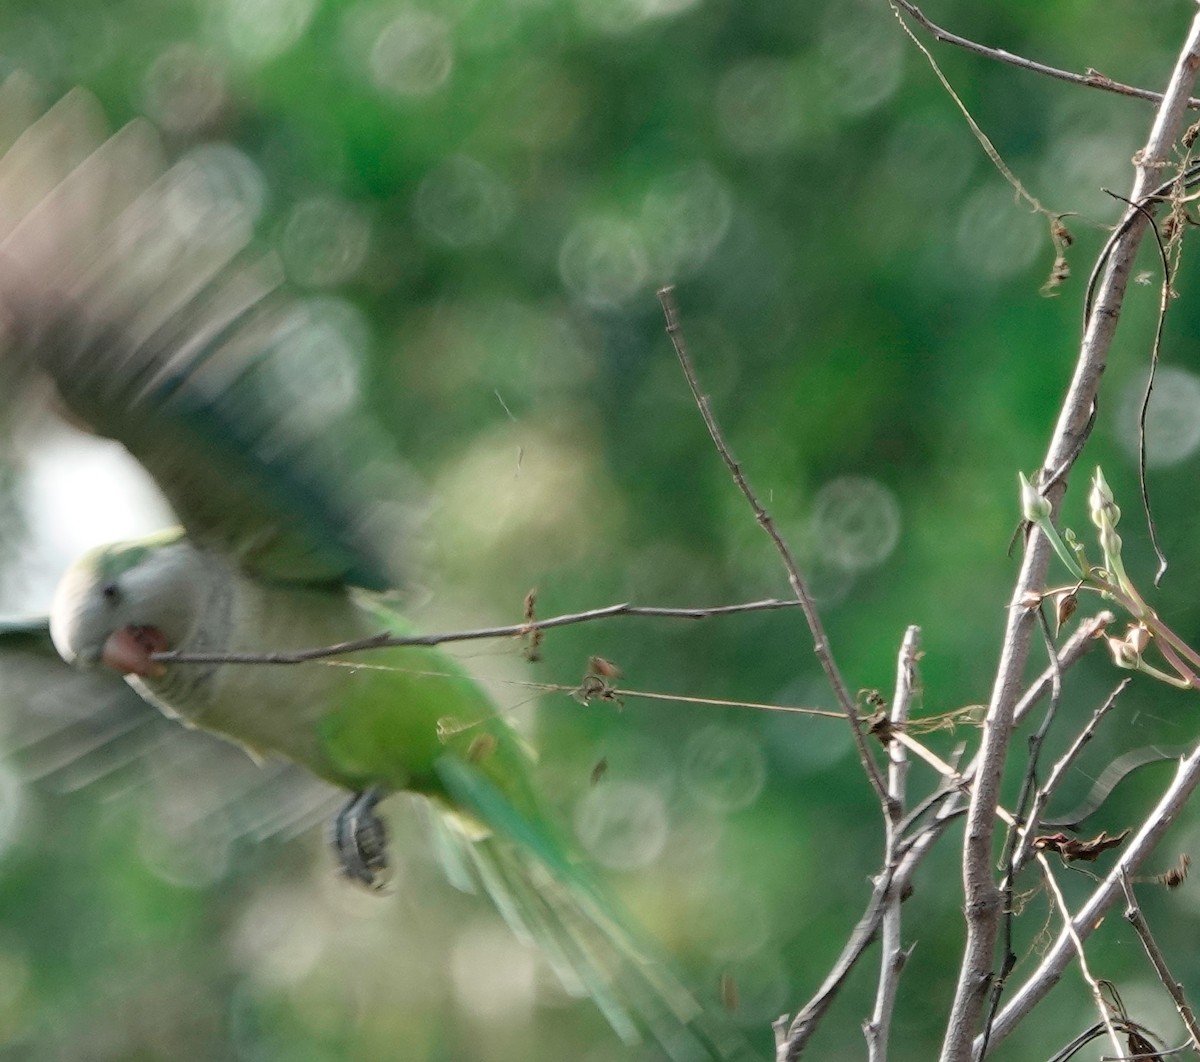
102;626;170;677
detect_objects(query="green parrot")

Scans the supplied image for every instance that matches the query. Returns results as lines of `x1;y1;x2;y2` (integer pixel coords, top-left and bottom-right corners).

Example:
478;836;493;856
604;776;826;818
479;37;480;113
0;82;760;1060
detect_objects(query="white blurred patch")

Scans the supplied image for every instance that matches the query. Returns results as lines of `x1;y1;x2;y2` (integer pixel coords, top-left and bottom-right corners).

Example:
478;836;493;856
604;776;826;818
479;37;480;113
266;298;367;431
1117;365;1200;468
810;476;901;572
681;725;766;813
142;45;227;134
3;425;175;614
451;920;537;1022
222;0;318;63
573;780;668;870
575;0;699;34
281;196;372;288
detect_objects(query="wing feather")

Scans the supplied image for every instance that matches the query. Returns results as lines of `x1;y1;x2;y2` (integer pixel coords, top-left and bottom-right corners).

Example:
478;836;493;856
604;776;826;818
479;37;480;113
0;82;408;589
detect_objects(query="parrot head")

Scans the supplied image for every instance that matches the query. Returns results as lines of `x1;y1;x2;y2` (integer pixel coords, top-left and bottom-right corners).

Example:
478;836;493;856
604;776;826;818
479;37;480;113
50;533;204;678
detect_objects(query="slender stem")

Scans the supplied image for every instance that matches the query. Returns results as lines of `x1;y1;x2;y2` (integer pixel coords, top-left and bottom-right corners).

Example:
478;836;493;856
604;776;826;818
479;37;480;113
1036;854;1124;1059
1120;872;1200;1052
865;627;922;1062
657;286;887;803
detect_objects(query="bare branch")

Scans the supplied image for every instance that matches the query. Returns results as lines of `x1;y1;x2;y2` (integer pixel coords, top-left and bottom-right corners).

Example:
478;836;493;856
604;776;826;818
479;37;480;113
865;626;922;1062
656;285;887;803
153;597;804;665
1012;612;1115;729
1017;679;1130;856
940;15;1200;1059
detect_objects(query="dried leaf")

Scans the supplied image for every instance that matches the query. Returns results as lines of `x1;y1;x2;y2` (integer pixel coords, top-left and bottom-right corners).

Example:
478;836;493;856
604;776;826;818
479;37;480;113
1034;829;1130;862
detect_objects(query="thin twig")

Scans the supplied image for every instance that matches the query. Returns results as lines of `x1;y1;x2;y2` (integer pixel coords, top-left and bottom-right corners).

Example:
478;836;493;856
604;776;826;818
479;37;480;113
1036;853;1125;1060
1018;679;1130;852
656;285;887;803
153;597;804;665
1105;189;1177;585
941;15;1200;1059
865;626;922;1062
1120;871;1200;1052
892;0;1200;110
889;0;1052;220
1012;612;1114;728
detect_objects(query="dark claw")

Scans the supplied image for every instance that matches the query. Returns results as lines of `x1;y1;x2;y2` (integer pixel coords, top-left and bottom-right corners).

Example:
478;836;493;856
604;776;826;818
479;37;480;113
331;786;389;889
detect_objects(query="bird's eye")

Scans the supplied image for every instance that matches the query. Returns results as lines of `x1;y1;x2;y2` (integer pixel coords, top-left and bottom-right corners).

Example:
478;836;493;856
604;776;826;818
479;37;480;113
101;582;120;604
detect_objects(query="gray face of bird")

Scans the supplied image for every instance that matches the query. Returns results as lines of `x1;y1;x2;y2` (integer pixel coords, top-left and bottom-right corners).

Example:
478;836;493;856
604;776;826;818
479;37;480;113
49;536;207;675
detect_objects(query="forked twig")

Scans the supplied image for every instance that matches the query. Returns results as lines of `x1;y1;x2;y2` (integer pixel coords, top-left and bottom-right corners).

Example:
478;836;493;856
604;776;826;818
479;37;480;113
984;743;1200;1048
892;0;1200;110
777;614;1110;1060
1120;871;1200;1052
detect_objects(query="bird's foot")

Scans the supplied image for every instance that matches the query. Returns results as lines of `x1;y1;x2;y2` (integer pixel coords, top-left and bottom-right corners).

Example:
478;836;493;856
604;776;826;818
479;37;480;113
331;786;390;890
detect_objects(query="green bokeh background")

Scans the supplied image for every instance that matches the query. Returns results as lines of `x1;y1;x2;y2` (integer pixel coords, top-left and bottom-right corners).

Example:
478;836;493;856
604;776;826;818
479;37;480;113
3;0;1200;1058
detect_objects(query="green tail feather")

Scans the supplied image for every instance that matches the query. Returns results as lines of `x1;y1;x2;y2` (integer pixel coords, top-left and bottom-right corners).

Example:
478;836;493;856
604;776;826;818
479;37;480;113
432;755;765;1062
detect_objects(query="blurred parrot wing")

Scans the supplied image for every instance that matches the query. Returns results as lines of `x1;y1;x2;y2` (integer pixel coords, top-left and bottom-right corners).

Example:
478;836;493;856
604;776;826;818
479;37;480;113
432;755;765;1061
0;617;342;848
0;80;408;590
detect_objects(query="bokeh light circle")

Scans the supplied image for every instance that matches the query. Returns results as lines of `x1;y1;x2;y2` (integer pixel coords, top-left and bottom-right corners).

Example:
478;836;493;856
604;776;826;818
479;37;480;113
817;4;904;117
281;196;371;288
414;155;514;248
167;143;267;245
142;45;226;133
955;184;1043;281
573;780;668;870
810;476;901;572
681;725;766;813
369;8;453;97
558;216;648;307
715;58;805;155
1117;365;1200;468
641;164;733;278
